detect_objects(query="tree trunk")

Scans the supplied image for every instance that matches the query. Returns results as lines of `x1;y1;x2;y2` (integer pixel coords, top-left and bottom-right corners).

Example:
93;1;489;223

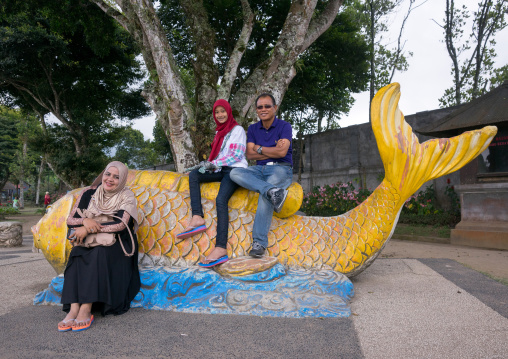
46;160;73;190
35;157;45;206
94;0;344;167
19;141;27;209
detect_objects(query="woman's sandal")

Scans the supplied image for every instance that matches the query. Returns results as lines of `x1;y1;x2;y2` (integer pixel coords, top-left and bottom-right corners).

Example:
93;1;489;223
58;318;75;332
71;315;94;332
198;255;229;268
176;224;207;240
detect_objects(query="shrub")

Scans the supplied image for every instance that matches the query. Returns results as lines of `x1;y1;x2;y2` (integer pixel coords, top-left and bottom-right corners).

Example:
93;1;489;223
444;183;460;217
301;181;461;227
301;182;372;217
0;207;20;216
401;185;440;216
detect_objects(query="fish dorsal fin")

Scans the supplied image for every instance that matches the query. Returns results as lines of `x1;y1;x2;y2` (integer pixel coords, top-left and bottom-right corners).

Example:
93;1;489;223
371;83;497;201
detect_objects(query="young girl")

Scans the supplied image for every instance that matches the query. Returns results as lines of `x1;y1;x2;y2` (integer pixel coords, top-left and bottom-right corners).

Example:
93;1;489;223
177;99;247;267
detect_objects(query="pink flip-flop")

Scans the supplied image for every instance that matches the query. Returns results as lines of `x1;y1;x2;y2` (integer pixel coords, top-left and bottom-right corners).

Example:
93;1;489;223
176;224;207;239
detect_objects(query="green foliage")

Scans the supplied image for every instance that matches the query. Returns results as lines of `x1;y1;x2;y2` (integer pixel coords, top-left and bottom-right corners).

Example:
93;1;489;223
439;0;508;106
399;185;460;226
0;207;20;215
301;182;372;217
159;0;370;136
394;224;451;239
0;107;19;188
8;112;40;190
0;0;150;186
301;181;461;227
401;185;440;216
444;183;460;217
398;213;460;227
152;120;174;164
280;11;370;134
490;64;508;88
114;128;161;169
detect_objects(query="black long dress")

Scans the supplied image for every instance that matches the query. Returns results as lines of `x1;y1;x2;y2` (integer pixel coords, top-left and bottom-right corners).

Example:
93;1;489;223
61;186;140;316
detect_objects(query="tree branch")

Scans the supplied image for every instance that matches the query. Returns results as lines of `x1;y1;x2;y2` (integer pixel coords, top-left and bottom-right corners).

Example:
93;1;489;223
302;0;344;52
388;0;428;83
46;160;73;190
91;0;130;31
218;0;254;100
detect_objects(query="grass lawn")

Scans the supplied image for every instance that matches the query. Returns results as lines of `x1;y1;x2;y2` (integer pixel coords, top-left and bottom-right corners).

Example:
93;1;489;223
394;223;451;239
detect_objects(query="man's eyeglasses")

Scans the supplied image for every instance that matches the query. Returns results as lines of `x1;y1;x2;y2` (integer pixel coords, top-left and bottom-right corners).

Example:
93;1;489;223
256;105;273;110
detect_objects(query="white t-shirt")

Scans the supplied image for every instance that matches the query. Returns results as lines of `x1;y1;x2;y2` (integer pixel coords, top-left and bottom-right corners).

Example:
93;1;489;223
210;125;248;168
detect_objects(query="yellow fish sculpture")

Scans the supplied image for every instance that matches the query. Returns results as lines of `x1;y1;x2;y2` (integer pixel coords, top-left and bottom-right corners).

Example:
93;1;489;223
33;83;496;277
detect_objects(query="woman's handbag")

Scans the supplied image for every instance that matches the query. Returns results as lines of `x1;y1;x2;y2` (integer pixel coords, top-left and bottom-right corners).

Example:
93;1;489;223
68;209;135;257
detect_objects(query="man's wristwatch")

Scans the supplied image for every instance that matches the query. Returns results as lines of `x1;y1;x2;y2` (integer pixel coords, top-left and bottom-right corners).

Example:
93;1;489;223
257;146;263;154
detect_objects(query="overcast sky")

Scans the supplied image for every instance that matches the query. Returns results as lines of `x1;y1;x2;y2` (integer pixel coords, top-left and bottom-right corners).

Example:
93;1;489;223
132;0;508;139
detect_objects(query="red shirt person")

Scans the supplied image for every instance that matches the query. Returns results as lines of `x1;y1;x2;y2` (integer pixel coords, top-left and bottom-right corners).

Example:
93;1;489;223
44;192;51;207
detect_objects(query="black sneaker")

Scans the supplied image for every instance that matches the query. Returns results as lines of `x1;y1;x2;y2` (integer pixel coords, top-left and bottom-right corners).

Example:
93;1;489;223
249;242;265;258
267;187;288;213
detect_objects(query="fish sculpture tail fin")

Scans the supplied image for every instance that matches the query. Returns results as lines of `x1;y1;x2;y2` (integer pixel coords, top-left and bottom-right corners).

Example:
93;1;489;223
372;83;497;202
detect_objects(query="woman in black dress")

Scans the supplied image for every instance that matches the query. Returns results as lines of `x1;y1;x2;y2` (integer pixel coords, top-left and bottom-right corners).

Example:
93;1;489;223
58;161;140;332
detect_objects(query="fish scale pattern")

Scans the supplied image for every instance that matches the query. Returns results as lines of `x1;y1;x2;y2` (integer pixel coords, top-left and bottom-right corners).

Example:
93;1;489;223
130;180;400;276
263;180;400;274
32;82;496;276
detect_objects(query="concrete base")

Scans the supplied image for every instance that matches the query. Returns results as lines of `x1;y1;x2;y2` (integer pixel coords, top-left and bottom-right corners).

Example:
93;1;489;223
451;221;508;250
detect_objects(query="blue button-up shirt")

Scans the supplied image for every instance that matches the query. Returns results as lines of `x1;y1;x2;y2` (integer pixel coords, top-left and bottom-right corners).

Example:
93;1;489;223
247;117;293;166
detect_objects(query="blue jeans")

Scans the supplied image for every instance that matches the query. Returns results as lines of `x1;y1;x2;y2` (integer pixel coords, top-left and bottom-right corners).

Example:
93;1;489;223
188;167;238;249
229;165;293;248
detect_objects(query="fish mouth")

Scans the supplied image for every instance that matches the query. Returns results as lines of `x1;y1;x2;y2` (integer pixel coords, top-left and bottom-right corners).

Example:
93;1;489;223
31;222;40;249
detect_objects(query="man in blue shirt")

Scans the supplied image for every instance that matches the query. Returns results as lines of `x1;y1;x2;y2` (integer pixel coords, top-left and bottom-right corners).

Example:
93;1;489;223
230;93;293;257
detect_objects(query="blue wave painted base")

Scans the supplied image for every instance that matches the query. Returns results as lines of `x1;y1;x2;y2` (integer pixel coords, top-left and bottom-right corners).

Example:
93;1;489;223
34;264;354;318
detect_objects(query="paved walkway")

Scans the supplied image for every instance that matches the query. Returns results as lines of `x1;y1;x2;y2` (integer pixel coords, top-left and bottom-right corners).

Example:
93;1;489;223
0;237;507;358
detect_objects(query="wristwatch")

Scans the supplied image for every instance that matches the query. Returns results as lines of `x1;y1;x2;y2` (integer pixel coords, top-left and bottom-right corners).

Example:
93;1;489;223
257;146;263;154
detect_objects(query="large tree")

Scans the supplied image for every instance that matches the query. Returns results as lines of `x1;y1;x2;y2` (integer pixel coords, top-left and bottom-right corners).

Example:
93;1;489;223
439;0;508;106
0;0;150;186
92;0;361;171
0;107;20;191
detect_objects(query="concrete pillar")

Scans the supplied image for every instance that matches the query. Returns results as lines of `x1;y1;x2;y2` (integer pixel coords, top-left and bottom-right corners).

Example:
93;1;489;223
451;183;508;250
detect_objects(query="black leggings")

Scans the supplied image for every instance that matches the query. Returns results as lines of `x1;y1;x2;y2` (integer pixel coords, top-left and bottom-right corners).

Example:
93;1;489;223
188;167;238;248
